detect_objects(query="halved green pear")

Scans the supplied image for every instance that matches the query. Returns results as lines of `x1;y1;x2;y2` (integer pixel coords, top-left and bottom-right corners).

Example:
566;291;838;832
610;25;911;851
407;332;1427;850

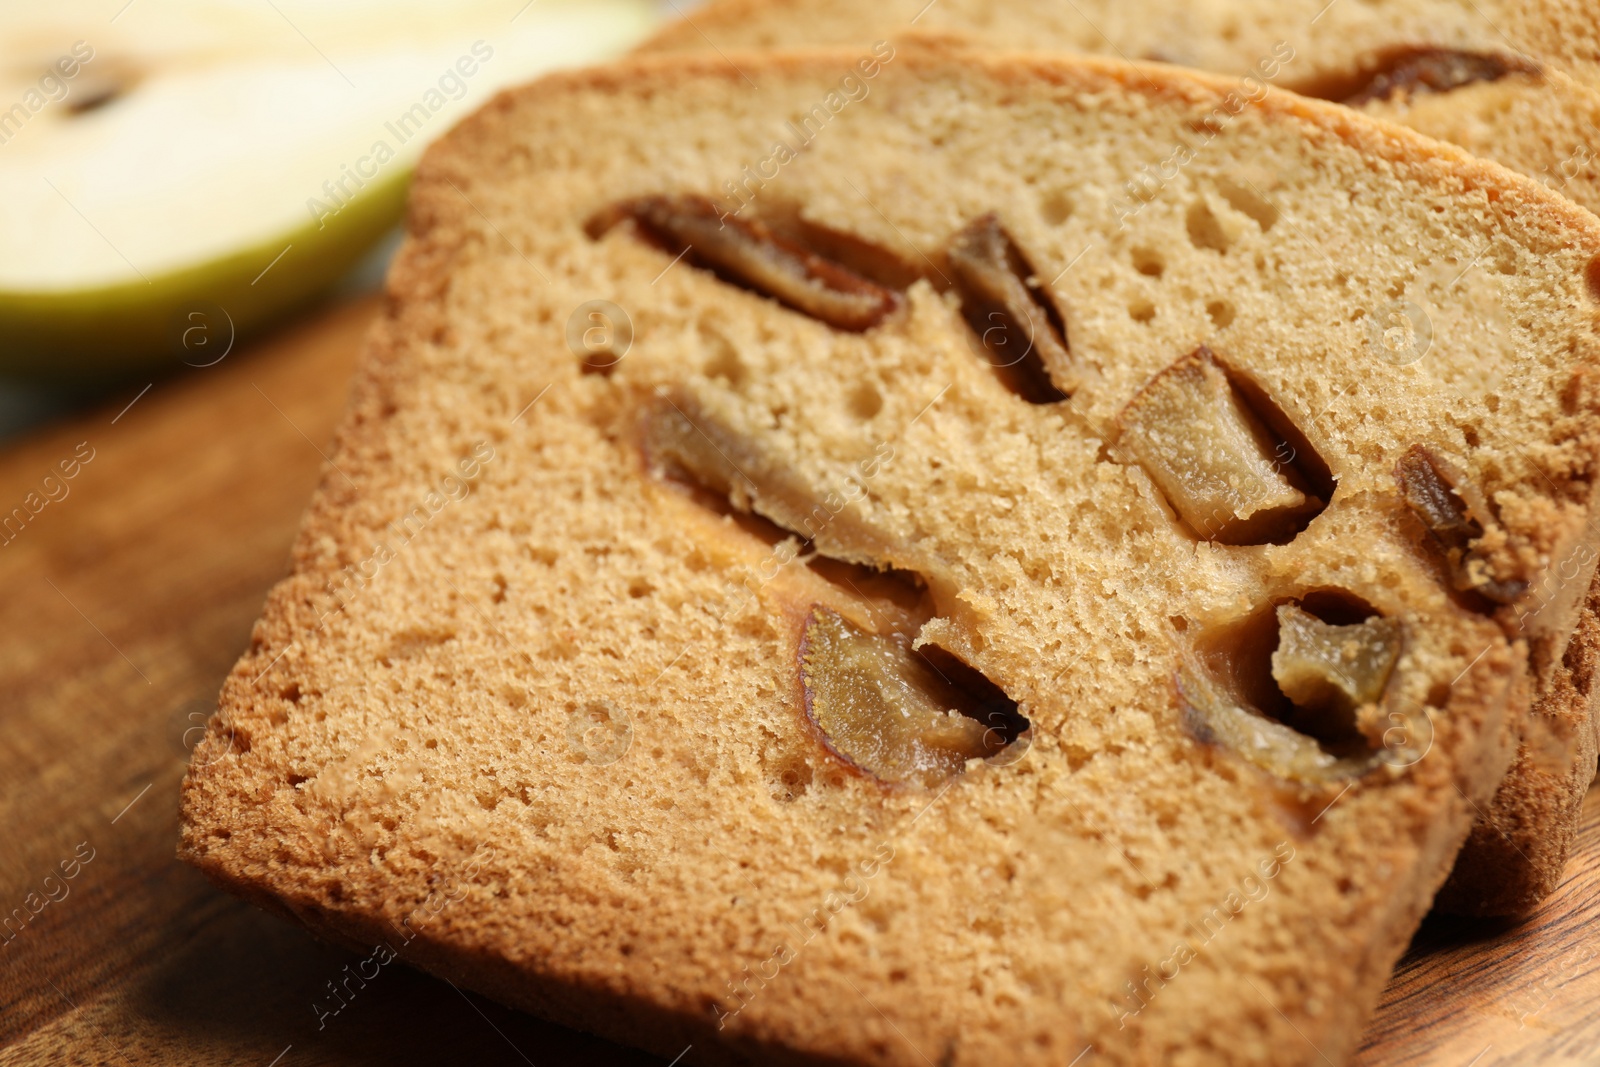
0;0;658;377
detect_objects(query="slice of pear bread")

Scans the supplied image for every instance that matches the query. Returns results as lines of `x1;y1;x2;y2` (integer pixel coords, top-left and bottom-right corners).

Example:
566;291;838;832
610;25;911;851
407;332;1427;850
181;50;1600;1067
641;2;1600;918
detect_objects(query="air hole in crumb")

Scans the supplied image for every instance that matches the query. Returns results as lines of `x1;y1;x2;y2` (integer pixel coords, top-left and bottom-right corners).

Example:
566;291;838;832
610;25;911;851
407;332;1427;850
628;578;655;598
1131;247;1165;277
703;336;748;388
848;380;884;420
1216;178;1280;231
1206;300;1236;329
1039;188;1074;225
579;350;621;377
1485;394;1500;412
1186;200;1230;253
287;773;309;787
279;682;302;703
1170;616;1189;633
1129;300;1156;323
1427;682;1451;708
1586;256;1600;302
766;751;814;802
382;626;458;659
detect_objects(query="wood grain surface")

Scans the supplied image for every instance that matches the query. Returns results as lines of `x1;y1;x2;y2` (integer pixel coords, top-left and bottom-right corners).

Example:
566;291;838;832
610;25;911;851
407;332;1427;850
0;297;1595;1067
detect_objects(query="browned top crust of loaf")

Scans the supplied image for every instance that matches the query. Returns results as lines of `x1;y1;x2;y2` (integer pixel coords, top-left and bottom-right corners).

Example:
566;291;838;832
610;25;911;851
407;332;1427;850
640;0;1600;90
182;49;1600;1067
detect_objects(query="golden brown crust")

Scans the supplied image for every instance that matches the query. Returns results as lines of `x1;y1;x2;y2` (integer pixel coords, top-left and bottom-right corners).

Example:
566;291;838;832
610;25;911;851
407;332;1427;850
182;49;1600;1066
641;0;1600;89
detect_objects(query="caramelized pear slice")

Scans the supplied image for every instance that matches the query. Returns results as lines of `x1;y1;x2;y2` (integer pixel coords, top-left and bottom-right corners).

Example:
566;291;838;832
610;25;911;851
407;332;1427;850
800;608;1020;788
606;195;903;331
1395;444;1526;604
1271;604;1401;714
1341;47;1541;106
640;392;908;570
640;397;761;511
947;213;1072;402
1119;348;1316;544
1178;665;1365;783
1178;662;1375;785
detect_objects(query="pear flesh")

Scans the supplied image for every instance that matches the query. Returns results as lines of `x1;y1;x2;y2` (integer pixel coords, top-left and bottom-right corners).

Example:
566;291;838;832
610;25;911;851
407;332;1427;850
0;1;658;375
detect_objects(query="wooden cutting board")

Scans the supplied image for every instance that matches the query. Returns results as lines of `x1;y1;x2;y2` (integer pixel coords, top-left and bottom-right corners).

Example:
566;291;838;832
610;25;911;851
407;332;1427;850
1;296;1595;1067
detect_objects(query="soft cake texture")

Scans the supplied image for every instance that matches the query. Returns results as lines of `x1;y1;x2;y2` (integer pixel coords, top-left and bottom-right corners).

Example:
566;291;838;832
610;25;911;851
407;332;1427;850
644;0;1600;918
182;51;1600;1066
